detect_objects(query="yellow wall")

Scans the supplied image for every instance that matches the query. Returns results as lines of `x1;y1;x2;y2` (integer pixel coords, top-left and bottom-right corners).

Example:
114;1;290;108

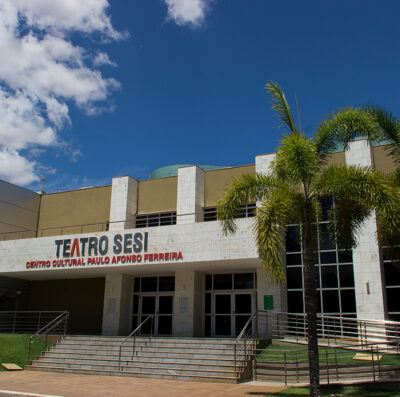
37;186;111;236
28;278;105;334
137;177;177;214
205;165;255;207
320;151;346;168
373;144;398;174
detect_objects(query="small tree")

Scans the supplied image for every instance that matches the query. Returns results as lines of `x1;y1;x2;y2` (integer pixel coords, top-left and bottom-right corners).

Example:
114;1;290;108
217;82;400;397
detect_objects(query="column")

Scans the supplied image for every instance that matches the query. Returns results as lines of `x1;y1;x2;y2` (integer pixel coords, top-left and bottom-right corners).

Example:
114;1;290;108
172;270;203;336
109;176;138;231
255;153;276;175
177;166;205;224
255;153;287;337
345;139;386;320
102;274;133;336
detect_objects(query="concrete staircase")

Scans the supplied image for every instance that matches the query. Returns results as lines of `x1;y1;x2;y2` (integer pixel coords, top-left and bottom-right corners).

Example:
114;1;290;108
26;336;256;383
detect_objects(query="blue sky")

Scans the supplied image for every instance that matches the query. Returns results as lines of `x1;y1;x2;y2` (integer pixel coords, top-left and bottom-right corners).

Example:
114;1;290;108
1;0;400;192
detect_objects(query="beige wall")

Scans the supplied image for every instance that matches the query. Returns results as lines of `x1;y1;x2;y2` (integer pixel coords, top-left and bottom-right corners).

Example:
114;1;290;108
373;144;398;174
205;165;255;207
38;186;111;236
0;180;40;240
137;176;177;214
28;278;105;334
320;151;346;168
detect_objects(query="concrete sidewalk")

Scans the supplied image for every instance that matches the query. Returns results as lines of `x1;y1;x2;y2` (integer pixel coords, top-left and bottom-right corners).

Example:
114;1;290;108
0;371;286;397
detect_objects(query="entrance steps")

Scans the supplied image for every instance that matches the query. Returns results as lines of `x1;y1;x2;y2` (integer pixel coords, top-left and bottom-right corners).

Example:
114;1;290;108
26;336;257;383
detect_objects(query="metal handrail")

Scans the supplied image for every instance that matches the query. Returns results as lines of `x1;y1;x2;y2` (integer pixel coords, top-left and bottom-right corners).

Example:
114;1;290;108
263;310;400;351
0;219;133;240
234;311;257;377
0;311;67;334
253;341;399;385
118;314;154;371
28;311;69;364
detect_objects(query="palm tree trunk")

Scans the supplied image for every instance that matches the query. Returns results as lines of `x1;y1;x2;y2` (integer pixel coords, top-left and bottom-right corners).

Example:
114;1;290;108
303;199;321;397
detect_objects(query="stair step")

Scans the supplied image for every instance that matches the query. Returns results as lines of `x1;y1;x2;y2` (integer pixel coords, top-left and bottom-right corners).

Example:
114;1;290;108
27;335;257;384
26;365;238;383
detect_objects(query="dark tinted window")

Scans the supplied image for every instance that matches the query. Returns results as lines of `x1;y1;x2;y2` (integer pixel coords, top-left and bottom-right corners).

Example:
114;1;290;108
213;274;232;290
159;276;175;291
234;273;254;289
287;267;303;289
141;277;157;292
286;226;301;252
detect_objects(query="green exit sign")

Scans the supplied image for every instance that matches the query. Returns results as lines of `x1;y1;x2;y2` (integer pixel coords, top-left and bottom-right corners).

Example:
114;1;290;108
264;295;273;310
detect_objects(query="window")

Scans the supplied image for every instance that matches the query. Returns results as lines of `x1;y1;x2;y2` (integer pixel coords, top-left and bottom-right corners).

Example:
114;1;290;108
135;212;176;228
285;198;357;318
203;203;256;222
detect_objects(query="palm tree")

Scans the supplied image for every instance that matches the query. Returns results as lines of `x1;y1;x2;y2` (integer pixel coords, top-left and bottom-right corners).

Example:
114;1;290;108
363;105;400;251
217;82;400;397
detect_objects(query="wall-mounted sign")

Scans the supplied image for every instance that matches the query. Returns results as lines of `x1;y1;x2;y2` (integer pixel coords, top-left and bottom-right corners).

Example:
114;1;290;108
25;232;183;271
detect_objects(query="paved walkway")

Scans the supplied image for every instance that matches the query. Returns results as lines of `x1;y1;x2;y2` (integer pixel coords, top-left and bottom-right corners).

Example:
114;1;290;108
0;372;286;397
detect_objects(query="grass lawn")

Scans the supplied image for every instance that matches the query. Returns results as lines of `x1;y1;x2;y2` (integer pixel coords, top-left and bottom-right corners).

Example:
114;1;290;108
0;334;49;371
257;342;400;366
266;385;400;396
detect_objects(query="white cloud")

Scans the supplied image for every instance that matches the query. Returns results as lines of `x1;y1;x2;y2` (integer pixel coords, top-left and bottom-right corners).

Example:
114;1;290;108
0;0;122;186
0;148;38;185
163;0;210;27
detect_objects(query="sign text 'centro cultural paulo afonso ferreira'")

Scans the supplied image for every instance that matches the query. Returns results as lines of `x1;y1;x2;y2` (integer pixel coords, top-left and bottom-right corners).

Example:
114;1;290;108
25;232;183;271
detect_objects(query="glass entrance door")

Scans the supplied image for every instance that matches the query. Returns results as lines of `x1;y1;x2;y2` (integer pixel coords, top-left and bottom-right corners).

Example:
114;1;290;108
138;295;173;336
212;292;254;337
132;276;175;336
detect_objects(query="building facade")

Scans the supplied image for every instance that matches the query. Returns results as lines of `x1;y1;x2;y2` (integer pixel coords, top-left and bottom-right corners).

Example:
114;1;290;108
0;140;398;336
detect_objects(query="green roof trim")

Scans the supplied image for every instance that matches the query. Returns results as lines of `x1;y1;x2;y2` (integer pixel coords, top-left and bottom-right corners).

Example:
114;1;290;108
150;164;229;179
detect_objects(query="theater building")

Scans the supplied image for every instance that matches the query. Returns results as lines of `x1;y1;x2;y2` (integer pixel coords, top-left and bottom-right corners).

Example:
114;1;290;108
0;140;399;336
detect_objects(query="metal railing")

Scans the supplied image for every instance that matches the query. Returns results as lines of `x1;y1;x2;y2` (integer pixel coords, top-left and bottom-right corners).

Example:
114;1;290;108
27;311;69;364
118;314;154;371
233;309;400;381
233;312;258;378
0;311;67;334
267;311;400;351
0;221;111;241
253;342;400;385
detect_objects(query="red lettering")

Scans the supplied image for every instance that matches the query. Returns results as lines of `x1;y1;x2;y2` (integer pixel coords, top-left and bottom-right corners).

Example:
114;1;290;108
172;252;177;260
70;238;80;257
137;254;142;262
177;251;183;260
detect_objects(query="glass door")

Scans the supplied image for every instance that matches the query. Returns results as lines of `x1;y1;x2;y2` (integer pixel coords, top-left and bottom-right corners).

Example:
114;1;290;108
137;295;173;336
214;294;232;336
213;292;255;337
234;293;253;335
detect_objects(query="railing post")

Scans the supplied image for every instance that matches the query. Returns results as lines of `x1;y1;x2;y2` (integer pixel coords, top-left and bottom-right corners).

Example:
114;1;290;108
63;313;68;336
376;347;381;378
284;351;287;386
28;336;33;364
335;348;339;380
119;345;122;371
234;344;237;376
371;346;376;382
326;348;329;384
12;311;16;334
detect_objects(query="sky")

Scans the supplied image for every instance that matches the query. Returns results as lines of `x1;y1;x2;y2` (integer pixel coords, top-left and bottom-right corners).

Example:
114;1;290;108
0;0;400;192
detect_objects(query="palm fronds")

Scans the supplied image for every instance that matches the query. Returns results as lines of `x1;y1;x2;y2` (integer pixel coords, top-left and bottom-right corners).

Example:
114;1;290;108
363;105;400;163
265;81;298;134
314;107;382;157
